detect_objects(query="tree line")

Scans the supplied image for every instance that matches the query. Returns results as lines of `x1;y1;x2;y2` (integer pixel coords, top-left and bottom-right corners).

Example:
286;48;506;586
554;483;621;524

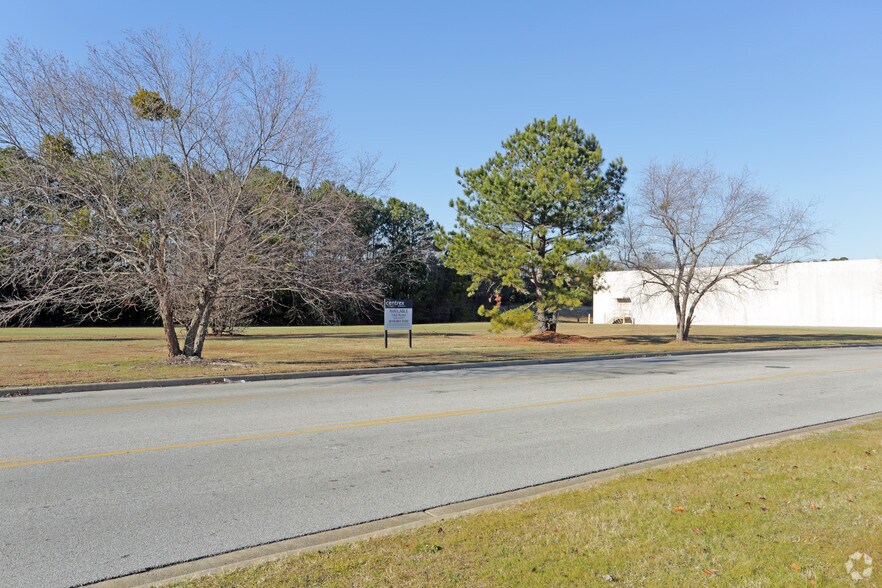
0;31;823;354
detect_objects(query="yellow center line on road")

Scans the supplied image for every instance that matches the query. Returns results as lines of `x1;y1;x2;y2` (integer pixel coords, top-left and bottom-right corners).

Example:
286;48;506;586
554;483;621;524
0;373;563;421
0;396;252;420
1;364;878;472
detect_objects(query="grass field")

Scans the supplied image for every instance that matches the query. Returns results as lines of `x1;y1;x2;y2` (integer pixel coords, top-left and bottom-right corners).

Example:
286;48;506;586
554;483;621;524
2;322;882;390
172;418;882;587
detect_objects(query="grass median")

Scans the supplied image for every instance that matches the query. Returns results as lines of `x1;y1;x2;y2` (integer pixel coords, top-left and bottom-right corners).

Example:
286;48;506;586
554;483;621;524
2;322;882;390
172;418;882;587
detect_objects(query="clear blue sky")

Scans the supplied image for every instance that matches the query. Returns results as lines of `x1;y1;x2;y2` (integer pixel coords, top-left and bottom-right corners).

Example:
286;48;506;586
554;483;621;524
2;1;880;258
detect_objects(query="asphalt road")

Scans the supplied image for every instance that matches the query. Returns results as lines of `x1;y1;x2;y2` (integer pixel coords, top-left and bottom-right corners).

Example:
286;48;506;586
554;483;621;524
2;347;881;587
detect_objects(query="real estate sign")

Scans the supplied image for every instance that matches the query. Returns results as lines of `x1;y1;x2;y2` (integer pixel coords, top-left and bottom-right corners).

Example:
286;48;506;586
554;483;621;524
383;299;413;331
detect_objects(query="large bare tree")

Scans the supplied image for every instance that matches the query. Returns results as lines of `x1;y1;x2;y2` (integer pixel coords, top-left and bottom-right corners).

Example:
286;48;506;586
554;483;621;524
616;161;822;341
0;31;381;357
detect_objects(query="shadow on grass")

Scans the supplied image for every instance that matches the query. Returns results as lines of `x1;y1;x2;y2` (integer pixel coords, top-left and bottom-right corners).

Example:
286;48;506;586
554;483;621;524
0;331;477;345
259;350;539;368
239;331;475;341
0;337;159;344
3;331;881;347
527;332;882;346
686;333;882;344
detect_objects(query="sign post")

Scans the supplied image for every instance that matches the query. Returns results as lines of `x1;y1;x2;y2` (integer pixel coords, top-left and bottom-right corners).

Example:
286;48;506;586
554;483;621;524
383;299;413;348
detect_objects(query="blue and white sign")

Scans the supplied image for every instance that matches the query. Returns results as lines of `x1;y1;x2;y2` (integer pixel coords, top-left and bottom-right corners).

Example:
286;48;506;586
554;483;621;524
383;299;413;331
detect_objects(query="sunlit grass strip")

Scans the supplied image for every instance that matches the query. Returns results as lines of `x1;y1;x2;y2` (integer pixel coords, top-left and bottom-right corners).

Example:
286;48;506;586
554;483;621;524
172;418;882;587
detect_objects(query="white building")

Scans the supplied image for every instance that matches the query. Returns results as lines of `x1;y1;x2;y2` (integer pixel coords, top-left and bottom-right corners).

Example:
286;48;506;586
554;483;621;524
593;258;882;328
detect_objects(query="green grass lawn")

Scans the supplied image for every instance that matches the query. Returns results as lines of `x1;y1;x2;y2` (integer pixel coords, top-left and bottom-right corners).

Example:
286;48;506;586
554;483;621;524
2;322;882;390
172;418;882;587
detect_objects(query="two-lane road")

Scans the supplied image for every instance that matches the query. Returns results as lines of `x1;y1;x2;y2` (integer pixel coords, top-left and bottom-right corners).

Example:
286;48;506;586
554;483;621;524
2;347;881;587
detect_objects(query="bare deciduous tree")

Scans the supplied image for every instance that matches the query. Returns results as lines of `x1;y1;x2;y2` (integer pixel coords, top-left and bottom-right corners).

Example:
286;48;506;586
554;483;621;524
0;31;381;357
616;161;823;341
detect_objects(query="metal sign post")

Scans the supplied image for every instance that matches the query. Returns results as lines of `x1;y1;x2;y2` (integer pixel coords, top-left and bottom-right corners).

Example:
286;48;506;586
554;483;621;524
383;299;413;348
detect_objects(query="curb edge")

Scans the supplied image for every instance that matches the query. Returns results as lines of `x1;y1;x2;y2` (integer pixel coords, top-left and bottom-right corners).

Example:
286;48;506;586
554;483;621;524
84;410;882;588
6;342;882;398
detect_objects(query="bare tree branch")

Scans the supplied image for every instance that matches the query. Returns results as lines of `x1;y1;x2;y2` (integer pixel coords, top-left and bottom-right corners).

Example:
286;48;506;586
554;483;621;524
0;31;382;357
615;160;824;341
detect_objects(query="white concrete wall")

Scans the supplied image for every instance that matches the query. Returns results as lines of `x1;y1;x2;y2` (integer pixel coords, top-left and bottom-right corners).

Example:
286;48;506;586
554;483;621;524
593;259;882;328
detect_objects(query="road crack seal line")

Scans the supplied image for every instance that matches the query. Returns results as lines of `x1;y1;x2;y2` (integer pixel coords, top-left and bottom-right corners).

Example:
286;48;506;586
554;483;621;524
1;364;879;471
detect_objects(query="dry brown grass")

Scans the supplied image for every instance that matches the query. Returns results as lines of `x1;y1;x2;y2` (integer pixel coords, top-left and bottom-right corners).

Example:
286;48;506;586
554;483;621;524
2;322;881;390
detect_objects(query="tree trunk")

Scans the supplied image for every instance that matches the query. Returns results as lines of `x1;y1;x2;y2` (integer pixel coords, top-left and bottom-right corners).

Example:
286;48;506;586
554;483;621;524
678;295;701;342
192;297;216;357
183;287;216;357
682;313;694;341
673;291;691;342
157;293;182;357
536;309;558;333
675;313;692;341
674;307;687;342
675;323;686;342
183;297;204;356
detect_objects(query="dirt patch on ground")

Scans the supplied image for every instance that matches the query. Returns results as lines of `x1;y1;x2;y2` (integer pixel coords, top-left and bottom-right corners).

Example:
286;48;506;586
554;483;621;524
153;356;252;368
527;332;589;344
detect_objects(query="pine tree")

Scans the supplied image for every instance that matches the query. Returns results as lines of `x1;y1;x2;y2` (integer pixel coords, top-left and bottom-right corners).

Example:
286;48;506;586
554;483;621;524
441;116;626;333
